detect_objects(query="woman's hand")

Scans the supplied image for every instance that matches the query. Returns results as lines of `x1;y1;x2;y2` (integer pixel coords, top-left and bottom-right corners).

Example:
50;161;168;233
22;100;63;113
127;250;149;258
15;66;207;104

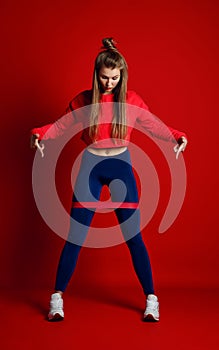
30;133;45;157
174;136;188;160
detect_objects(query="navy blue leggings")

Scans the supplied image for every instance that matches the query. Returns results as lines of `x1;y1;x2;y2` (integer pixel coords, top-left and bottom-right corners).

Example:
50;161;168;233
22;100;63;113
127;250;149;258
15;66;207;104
55;149;154;296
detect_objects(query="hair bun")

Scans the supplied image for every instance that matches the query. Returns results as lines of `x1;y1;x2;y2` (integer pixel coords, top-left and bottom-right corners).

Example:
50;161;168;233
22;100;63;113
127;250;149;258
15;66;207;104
102;37;117;50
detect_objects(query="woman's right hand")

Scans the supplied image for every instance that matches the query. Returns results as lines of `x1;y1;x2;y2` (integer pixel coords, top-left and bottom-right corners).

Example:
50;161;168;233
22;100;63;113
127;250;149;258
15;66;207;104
30;133;40;149
30;133;45;157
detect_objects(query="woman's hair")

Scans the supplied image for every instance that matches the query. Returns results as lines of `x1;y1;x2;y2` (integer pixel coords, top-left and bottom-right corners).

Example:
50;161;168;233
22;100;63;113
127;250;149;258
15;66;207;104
89;38;128;142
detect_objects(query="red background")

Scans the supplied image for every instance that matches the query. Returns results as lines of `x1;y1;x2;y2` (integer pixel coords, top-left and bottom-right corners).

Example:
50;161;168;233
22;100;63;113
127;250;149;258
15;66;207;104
1;0;219;348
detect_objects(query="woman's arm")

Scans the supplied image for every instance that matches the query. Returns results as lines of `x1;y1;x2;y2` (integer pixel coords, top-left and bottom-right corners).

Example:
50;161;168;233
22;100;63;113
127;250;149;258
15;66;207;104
30;106;75;157
30;90;92;157
30;106;75;141
129;91;188;157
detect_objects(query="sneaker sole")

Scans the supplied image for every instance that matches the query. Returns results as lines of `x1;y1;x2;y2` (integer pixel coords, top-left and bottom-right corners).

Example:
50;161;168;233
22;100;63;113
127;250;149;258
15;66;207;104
143;314;159;322
48;313;64;322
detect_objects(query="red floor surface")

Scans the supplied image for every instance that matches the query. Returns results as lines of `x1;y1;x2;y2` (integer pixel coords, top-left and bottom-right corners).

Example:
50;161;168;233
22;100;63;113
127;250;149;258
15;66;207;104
1;285;218;350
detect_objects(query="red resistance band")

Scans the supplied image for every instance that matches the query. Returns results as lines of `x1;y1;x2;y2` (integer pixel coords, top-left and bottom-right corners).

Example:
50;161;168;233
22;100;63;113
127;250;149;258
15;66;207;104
72;202;139;209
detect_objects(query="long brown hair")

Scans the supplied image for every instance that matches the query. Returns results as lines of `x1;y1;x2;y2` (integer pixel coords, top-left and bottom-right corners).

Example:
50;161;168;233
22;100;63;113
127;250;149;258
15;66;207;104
89;38;128;142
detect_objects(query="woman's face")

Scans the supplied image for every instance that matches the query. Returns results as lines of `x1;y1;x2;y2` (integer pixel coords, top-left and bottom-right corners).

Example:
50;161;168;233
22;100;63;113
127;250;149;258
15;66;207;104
98;65;121;94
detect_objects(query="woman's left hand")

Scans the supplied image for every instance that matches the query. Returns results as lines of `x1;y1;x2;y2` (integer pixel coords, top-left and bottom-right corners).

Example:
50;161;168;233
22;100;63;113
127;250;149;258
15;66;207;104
174;136;188;159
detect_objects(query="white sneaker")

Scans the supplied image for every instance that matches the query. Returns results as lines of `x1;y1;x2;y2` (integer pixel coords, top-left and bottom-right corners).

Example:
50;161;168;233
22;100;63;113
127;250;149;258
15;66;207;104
143;294;159;322
48;293;64;321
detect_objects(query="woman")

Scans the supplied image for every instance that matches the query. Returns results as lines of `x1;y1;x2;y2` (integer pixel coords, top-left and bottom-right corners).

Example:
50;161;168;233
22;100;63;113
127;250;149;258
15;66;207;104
31;38;188;322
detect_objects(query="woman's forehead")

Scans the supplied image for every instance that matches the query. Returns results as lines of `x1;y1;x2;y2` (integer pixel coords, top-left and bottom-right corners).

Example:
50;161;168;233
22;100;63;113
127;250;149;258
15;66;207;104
99;66;121;77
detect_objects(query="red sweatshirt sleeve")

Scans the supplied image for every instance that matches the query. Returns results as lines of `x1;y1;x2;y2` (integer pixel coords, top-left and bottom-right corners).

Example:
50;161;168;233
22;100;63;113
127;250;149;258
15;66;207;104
30;90;92;141
31;106;74;140
128;91;187;143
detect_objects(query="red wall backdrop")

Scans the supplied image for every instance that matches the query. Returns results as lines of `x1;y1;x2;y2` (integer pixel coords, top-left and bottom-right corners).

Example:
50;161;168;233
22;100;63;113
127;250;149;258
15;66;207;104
1;0;219;291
